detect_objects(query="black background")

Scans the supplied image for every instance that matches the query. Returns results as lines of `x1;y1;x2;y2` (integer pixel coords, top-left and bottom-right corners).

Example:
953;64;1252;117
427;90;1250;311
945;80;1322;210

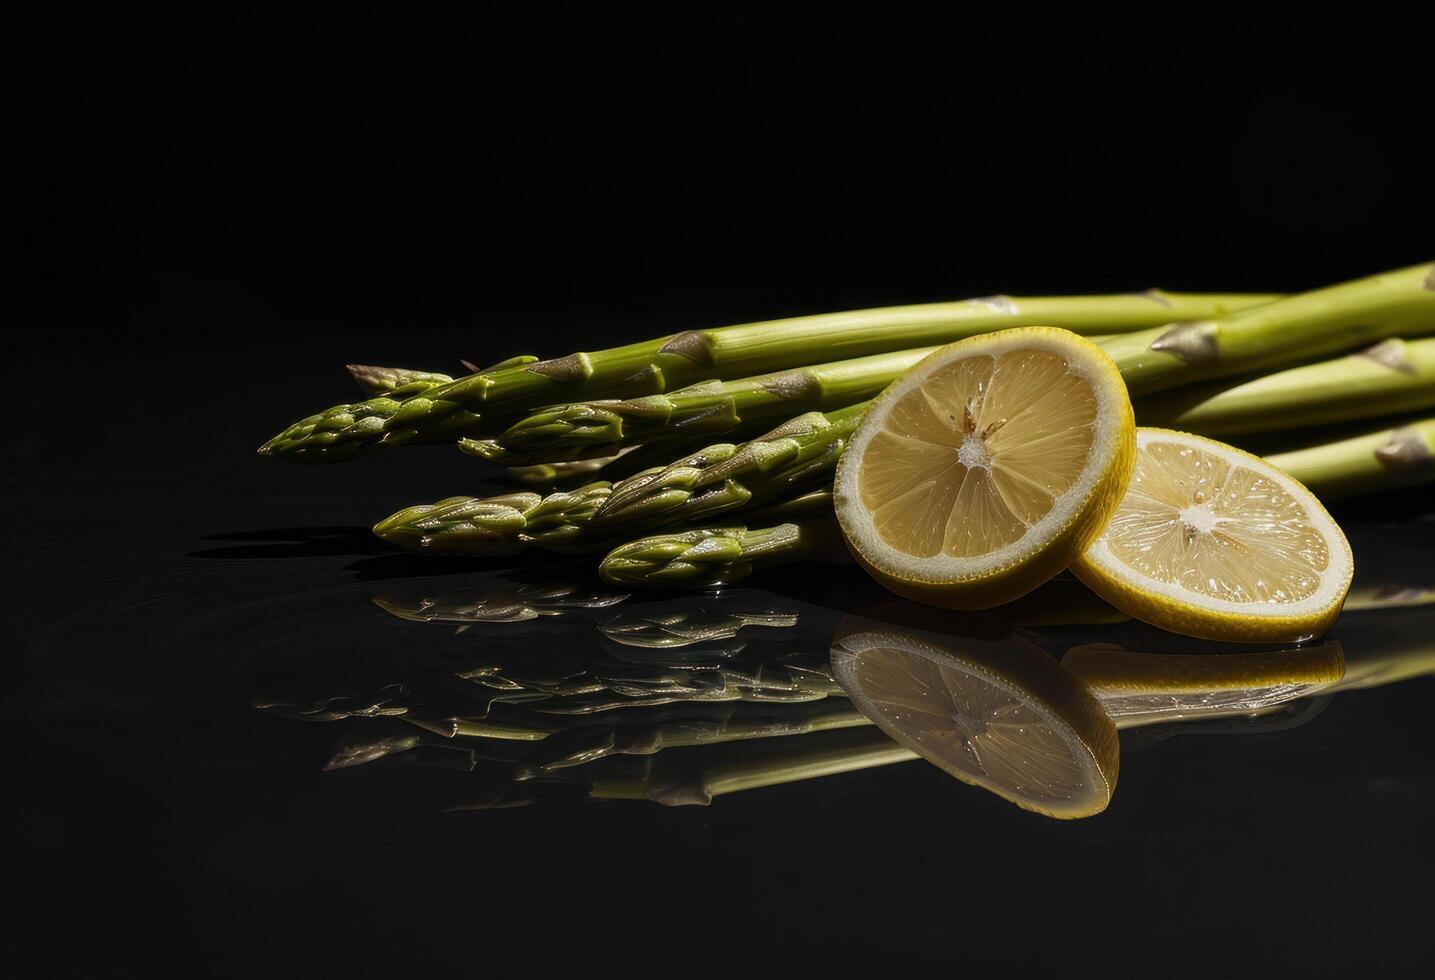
8;5;1435;977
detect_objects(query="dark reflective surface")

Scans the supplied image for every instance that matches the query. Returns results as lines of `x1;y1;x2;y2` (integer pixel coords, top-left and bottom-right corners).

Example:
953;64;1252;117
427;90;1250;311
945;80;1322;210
18;8;1435;972
11;457;1435;974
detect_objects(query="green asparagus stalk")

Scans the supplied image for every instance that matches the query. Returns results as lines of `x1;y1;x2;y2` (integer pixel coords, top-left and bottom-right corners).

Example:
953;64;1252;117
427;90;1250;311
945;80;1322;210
589;337;1435;536
373;485;619;554
346;355;541;397
446;263;1435;465
1136;337;1435;435
1264;415;1435;500
347;364;456;396
591;403;866;526
600;414;1435;588
1101;262;1435;396
506;455;622;486
598;518;849;588
375;383;1431;560
457;348;937;465
373;404;854;555
260;292;1278;462
505;425;792;488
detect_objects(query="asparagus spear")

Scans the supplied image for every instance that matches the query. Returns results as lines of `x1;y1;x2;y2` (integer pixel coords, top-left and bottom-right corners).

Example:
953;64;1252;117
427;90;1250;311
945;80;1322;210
346;355;540;396
458;348;936;465
1264;415;1435;500
374;340;1426;557
601;415;1435;588
1102;262;1435;396
598;518;849;588
373;485;619;554
1136;337;1435;435
506;455;621;486
591;340;1435;531
372;406;854;555
260;292;1278;462
441;263;1435;466
347;364;456;396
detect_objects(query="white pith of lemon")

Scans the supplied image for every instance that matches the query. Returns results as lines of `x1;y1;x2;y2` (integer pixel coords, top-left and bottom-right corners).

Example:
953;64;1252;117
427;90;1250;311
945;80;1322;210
1072;428;1354;642
831;623;1119;819
834;327;1135;609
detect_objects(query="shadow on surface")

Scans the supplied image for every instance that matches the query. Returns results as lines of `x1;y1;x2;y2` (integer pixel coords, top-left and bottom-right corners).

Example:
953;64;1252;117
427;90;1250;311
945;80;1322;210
343;552;571;582
189;526;388;560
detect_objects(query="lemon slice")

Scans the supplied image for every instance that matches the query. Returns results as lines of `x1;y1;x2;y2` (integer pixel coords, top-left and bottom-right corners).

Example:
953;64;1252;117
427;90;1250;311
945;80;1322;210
831;622;1119;818
1072;429;1354;642
834;327;1135;609
1062;640;1345;727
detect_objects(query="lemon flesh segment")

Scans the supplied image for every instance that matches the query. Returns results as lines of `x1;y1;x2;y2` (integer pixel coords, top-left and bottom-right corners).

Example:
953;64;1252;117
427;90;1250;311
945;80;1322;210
1073;429;1354;642
835;327;1135;609
832;626;1118;819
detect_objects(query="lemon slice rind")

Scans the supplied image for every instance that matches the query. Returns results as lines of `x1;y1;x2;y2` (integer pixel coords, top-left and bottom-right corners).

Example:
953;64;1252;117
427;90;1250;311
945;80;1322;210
834;327;1135;609
1073;428;1354;643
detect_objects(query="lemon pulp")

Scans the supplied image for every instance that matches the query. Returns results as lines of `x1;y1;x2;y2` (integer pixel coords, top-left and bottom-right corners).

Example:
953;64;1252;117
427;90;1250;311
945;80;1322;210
1074;429;1353;642
835;327;1135;609
858;349;1098;557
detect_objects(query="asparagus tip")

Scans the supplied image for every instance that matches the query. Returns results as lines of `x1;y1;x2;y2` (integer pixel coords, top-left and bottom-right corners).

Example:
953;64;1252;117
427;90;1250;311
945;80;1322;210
457;438;505;461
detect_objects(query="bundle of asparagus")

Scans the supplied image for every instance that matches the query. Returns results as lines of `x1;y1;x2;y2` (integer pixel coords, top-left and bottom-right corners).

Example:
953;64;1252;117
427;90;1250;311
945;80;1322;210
260;290;1277;461
265;263;1435;590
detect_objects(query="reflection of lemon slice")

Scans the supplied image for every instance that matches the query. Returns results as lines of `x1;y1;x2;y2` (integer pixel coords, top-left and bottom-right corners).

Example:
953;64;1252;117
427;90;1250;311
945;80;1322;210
1062;640;1345;727
831;623;1119;818
834;327;1135;609
1073;429;1354;642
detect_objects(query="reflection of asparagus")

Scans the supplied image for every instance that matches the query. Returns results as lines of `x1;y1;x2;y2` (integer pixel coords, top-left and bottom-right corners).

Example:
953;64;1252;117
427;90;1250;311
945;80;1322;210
266;600;1435;814
1342;583;1435;613
451;727;916;808
262;291;1275;462
1061;640;1346;728
520;699;871;775
598;604;798;649
372;581;628;622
